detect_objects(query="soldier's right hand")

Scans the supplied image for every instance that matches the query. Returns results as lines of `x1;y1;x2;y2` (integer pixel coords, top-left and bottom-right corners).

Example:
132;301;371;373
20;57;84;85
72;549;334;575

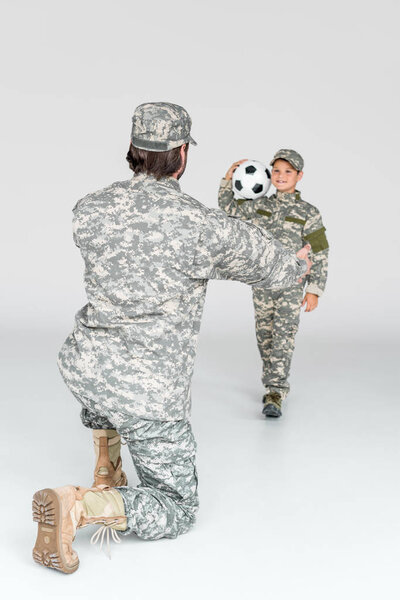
224;159;248;180
296;244;312;281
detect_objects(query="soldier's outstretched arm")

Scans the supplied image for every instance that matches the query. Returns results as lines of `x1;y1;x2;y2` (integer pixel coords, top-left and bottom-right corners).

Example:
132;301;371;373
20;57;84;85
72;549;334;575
185;210;307;289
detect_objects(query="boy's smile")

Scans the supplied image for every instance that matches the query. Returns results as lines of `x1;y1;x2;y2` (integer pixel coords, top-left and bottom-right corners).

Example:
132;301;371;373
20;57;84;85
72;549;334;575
271;159;303;194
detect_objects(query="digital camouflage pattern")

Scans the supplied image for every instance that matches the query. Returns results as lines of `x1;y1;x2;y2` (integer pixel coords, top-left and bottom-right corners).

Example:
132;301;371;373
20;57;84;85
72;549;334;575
253;285;303;400
218;179;328;296
270;148;304;171
131;102;197;152
58;173;306;423
81;405;198;540
218;178;329;399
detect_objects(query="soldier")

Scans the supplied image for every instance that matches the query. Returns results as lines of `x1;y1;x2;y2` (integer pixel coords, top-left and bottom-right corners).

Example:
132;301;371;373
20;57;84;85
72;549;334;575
218;150;329;418
32;104;311;574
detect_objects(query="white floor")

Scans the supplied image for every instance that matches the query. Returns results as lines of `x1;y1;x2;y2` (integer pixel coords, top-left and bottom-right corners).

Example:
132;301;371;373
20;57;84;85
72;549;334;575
1;329;399;600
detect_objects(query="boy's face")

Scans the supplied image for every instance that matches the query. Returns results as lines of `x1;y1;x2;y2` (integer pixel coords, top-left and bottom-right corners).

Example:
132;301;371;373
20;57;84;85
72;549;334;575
271;159;303;194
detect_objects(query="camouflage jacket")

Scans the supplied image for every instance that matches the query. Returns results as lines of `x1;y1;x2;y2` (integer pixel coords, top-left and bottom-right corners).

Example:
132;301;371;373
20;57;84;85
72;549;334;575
218;178;329;296
58;174;306;422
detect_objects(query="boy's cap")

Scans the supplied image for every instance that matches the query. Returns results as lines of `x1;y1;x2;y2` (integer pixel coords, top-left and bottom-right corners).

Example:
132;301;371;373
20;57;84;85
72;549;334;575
131;102;197;152
270;149;304;171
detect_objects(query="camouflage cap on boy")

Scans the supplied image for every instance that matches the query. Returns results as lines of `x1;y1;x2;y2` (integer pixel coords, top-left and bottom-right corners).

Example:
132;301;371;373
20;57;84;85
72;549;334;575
131;102;197;152
270;149;304;172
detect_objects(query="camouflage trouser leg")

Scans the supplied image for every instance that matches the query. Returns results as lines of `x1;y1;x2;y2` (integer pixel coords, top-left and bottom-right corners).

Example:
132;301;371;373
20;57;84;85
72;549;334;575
80;405;199;540
253;285;303;400
81;407;115;430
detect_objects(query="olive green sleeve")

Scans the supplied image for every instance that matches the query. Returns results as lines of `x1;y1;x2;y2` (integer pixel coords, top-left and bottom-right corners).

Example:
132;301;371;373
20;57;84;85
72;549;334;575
218;178;255;221
303;206;329;296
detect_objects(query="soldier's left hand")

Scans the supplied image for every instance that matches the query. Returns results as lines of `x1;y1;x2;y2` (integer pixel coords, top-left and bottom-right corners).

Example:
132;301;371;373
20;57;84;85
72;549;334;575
302;293;318;312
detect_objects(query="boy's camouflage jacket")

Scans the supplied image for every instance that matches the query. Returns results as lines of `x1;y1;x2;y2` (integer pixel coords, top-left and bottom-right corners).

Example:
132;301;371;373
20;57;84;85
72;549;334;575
218;178;329;296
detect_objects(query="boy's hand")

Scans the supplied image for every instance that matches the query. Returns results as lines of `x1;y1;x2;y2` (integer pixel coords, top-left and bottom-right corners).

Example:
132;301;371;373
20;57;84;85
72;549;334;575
296;244;312;282
302;293;319;312
225;159;248;180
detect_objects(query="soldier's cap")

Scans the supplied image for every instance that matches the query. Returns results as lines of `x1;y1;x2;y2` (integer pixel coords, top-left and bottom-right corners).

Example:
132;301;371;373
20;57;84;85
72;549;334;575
270;149;304;171
131;102;197;152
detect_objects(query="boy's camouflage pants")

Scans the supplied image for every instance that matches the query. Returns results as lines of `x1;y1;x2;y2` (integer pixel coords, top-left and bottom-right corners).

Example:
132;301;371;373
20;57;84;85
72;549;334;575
252;284;303;400
79;402;199;540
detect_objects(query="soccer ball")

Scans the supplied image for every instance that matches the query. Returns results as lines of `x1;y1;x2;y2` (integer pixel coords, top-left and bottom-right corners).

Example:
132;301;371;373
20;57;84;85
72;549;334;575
232;160;271;200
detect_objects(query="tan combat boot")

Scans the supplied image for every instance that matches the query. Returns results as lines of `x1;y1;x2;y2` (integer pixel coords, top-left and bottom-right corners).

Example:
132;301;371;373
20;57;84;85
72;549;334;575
32;485;127;574
93;429;128;487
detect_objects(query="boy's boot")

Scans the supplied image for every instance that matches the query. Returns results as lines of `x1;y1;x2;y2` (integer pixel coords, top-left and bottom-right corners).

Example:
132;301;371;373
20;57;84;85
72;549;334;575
32;485;127;574
262;392;282;418
93;429;127;487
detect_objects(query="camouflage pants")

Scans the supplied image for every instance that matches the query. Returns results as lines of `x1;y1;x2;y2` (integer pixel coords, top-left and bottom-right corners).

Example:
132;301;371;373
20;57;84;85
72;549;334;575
79;403;199;540
252;284;303;400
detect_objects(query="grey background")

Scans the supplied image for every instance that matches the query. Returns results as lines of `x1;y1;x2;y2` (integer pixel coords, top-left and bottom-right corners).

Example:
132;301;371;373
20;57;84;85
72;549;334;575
1;0;399;598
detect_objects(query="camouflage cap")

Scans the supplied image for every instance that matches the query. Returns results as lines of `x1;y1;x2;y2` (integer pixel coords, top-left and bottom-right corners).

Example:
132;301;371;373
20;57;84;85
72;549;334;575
270;149;304;171
131;102;197;152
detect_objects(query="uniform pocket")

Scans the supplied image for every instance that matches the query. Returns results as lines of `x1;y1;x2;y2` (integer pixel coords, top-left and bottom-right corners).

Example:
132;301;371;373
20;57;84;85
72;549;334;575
284;216;306;225
256;209;272;217
282;216;304;236
304;226;329;253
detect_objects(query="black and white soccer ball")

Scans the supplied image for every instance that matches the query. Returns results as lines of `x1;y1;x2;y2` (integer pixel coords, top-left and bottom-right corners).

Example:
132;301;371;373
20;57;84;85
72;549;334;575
232;160;271;200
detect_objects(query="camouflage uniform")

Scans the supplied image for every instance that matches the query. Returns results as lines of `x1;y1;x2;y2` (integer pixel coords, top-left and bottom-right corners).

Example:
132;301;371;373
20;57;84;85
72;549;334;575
218;149;329;405
58;105;307;540
80;405;198;539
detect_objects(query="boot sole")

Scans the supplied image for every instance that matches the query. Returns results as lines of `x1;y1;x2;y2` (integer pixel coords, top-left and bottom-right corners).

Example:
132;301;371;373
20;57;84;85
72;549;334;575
32;489;79;574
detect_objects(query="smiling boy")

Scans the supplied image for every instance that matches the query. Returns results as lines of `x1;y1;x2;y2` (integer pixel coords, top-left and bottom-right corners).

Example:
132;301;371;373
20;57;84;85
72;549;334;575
218;149;329;417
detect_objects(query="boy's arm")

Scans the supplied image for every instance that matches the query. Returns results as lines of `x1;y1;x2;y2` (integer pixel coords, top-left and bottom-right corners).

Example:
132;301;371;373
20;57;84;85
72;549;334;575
183;209;308;290
218;160;255;220
303;207;329;296
218;178;254;219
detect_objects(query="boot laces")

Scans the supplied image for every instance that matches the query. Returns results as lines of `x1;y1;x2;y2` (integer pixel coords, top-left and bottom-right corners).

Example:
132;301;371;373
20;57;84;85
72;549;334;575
90;520;121;559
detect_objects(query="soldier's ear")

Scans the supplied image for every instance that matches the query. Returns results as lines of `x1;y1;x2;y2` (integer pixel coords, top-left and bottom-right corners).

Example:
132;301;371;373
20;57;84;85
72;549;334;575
297;171;303;183
179;144;188;163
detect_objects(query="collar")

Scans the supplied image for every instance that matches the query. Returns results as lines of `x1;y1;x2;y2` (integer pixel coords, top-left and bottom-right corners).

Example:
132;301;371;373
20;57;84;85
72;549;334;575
131;173;181;192
274;189;302;203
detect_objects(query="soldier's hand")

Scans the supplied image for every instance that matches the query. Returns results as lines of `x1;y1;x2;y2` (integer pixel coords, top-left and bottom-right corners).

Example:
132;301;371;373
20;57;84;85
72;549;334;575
225;159;248;180
296;244;312;282
302;293;319;312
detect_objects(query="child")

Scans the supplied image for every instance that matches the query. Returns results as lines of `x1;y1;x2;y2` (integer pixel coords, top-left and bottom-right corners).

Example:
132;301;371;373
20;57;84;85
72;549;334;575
218;149;329;417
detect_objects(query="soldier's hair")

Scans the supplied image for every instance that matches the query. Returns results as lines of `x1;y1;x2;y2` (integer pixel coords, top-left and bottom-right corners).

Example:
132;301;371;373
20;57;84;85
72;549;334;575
126;143;188;179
